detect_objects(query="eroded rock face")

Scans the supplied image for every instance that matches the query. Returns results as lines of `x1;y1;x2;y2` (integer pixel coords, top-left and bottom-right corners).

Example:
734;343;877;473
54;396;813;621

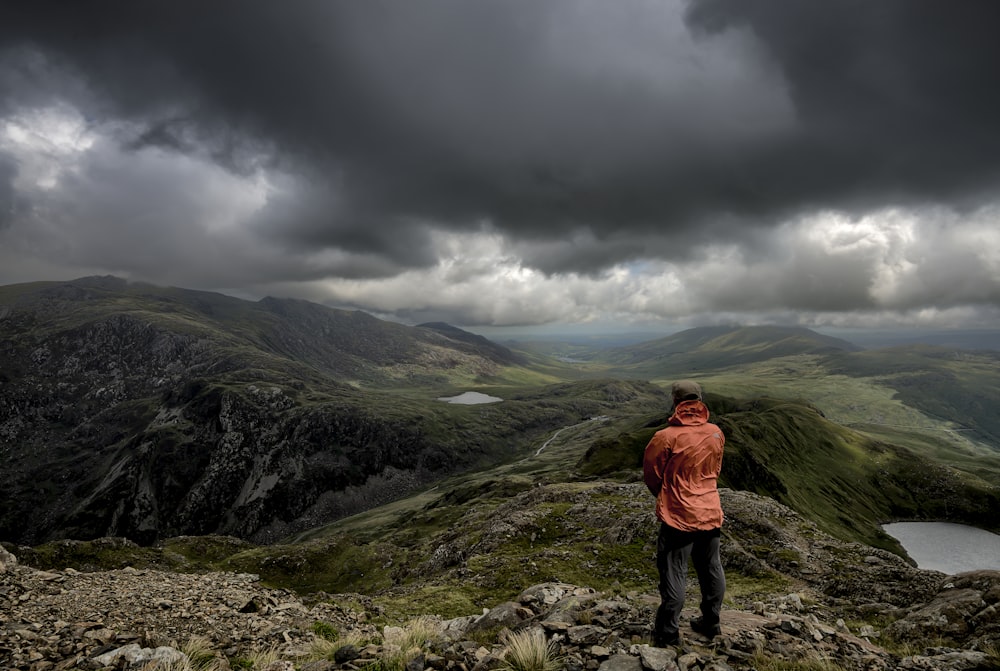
885;570;1000;646
0;545;16;573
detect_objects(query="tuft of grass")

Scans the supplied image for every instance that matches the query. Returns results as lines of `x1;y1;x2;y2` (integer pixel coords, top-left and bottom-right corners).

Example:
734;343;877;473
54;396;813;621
749;650;848;671
228;645;282;670
362;616;445;671
150;635;230;671
982;642;1000;669
310;631;371;663
383;615;443;651
179;636;222;670
500;628;562;671
311;620;339;642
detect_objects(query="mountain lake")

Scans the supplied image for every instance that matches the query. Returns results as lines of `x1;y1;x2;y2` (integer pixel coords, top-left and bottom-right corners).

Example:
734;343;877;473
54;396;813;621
437;391;503;404
882;521;1000;574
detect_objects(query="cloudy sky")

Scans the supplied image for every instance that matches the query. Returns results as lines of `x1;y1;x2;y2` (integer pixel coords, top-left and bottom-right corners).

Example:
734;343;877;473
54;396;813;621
2;1;1000;334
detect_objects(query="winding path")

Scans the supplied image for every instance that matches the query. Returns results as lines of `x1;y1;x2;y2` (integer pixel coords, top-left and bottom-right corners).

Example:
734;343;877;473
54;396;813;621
534;415;610;456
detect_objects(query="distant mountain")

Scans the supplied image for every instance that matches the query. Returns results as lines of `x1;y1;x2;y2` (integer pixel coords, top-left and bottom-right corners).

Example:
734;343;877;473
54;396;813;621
557;324;1000;460
0;276;669;545
818;328;1000;351
595;325;861;372
0;276;521;383
417;321;527;365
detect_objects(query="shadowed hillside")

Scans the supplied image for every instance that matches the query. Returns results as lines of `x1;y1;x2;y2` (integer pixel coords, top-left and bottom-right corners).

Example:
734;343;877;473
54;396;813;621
0;277;669;545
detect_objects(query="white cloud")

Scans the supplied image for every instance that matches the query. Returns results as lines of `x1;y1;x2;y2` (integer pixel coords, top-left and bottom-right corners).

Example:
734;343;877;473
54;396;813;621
1;104;95;190
294;204;1000;330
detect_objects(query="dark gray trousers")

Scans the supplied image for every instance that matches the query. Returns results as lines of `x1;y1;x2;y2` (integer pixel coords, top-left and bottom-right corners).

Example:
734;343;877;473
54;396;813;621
654;523;726;639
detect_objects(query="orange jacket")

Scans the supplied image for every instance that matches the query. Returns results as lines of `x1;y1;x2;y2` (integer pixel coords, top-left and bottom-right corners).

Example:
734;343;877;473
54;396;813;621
642;400;725;531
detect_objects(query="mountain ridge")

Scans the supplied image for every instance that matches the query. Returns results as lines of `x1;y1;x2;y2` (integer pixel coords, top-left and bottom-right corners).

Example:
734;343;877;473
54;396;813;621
4;276;667;545
592;325;862;372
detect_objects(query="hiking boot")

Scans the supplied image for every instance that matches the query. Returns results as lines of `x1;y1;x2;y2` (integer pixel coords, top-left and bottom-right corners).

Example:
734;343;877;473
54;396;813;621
689;617;721;638
652;632;680;647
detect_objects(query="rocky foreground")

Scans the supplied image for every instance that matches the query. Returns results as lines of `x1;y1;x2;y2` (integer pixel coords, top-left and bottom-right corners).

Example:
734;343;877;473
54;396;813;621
2;533;999;671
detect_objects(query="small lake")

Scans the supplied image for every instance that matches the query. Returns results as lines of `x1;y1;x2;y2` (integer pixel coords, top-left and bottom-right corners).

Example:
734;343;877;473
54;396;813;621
437;391;503;405
882;521;1000;574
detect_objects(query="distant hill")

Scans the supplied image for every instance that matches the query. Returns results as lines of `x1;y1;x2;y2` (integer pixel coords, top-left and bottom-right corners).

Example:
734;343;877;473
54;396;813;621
825;344;1000;451
0;276;521;383
820;328;1000;351
417;321;527;366
594;325;861;372
0;276;670;545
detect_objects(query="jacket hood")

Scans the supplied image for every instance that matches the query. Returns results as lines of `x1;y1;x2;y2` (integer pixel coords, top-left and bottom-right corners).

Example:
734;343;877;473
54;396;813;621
668;399;710;426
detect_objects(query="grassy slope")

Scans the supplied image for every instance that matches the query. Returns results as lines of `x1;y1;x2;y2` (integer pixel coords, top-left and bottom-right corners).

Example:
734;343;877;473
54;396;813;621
18;391;997;623
593;325;861;375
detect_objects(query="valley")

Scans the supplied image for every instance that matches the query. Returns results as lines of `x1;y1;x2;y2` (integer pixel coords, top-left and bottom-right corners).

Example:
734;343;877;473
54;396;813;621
2;276;1000;670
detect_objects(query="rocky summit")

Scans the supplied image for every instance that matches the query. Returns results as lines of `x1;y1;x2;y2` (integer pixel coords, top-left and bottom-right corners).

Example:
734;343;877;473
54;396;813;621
2;490;999;671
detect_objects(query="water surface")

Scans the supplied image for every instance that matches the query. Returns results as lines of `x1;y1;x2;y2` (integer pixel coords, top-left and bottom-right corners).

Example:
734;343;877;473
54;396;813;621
882;521;1000;574
437;391;503;405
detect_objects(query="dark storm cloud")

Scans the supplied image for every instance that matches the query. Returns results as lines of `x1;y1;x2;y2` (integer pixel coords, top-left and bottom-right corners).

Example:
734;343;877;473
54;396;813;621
0;0;791;273
2;0;1000;279
684;0;1000;206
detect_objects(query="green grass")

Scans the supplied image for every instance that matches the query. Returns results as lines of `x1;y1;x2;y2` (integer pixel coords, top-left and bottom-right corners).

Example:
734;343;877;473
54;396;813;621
748;652;849;671
222;536;402;594
724;571;795;602
500;629;563;671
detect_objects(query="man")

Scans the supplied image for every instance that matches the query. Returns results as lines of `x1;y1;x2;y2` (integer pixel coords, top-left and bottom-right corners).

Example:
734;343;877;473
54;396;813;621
643;379;726;646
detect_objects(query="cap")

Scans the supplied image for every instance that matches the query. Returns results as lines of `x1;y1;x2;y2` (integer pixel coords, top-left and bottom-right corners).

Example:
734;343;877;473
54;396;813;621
671;379;703;402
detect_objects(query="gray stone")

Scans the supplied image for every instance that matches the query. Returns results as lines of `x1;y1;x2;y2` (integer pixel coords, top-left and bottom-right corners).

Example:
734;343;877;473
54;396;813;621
568;625;611;645
676;652;700;671
469;601;533;631
0;545;17;573
406;652;426;671
597;654;643;671
637;644;678;671
334;643;360;663
92;644;187;667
